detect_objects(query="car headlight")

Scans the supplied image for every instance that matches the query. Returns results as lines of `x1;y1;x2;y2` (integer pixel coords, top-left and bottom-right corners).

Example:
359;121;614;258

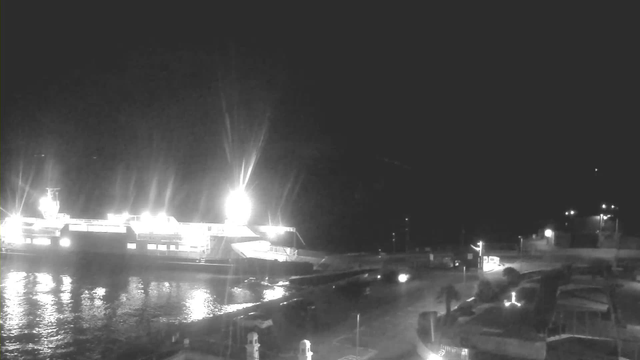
60;237;71;247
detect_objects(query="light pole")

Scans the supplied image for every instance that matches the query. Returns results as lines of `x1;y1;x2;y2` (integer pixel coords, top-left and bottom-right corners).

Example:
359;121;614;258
601;203;619;238
355;313;360;358
405;217;410;253
471;241;483;272
544;229;554;246
600;204;617;233
564;209;576;226
519;236;524;256
392;232;396;253
564;210;576;246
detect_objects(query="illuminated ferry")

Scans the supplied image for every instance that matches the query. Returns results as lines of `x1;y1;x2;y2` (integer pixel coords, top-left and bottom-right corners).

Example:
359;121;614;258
0;188;324;270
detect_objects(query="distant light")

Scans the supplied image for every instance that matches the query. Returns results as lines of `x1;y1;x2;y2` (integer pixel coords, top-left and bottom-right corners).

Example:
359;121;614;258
377;275;381;279
398;273;409;283
570;210;575;215
59;237;71;247
5;235;24;244
264;225;285;239
225;190;252;225
544;229;553;237
33;237;51;246
565;211;569;215
595;168;598;172
602;204;607;209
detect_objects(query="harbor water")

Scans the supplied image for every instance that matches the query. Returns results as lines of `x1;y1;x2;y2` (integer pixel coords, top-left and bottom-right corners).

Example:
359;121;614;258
0;254;292;359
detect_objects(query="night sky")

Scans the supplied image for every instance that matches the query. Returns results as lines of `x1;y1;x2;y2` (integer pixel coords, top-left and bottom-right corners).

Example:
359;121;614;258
2;4;637;252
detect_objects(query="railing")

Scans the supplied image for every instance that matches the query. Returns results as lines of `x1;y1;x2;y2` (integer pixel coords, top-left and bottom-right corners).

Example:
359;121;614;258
547;309;640;360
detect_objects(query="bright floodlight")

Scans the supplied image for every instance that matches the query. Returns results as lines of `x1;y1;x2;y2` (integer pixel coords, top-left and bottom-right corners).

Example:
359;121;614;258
544;229;553;237
38;196;59;219
398;273;409;283
225;190;251;225
141;212;152;222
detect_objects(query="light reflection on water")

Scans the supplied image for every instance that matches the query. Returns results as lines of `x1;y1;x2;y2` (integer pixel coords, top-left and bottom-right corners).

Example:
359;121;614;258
0;260;290;359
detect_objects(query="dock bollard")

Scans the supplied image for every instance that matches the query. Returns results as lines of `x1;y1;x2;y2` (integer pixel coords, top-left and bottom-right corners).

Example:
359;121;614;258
417;311;438;343
246;332;259;360
299;340;312;360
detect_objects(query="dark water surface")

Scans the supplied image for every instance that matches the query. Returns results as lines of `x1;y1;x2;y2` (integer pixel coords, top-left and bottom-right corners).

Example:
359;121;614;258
0;256;291;359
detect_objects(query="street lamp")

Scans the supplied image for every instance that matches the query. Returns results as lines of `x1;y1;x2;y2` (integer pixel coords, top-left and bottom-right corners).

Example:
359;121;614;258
225;189;252;225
